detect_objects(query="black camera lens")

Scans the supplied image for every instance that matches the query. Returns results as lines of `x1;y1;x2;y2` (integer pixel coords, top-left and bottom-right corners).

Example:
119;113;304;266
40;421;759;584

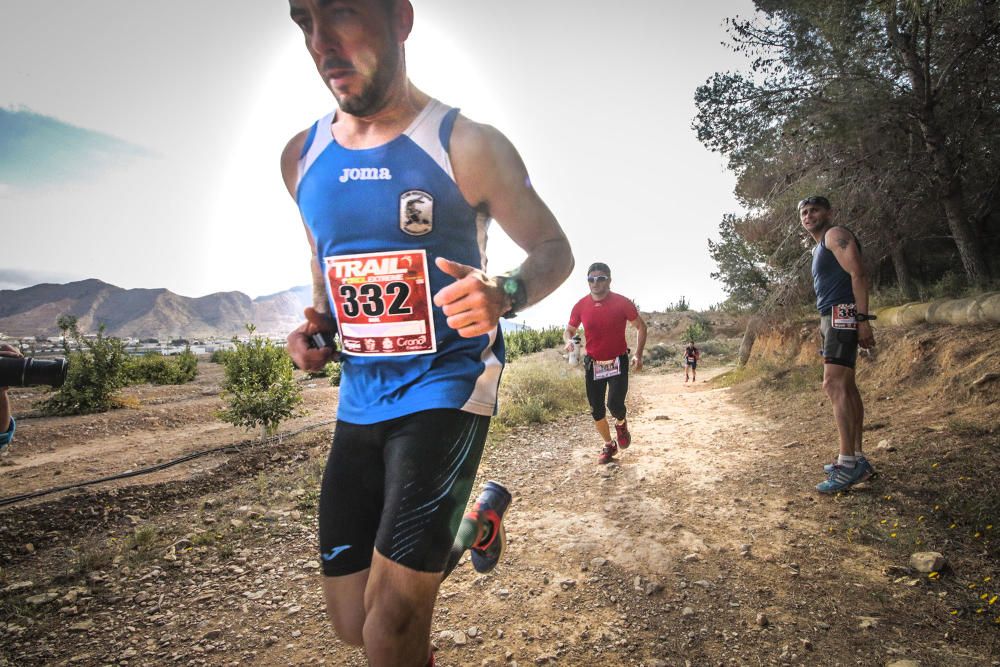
0;357;69;388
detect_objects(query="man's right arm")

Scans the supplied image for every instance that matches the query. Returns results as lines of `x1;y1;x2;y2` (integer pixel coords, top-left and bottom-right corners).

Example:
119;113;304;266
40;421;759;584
281;131;338;371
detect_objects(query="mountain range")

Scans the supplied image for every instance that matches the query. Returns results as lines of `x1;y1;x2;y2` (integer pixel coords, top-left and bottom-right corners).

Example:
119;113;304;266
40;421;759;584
0;279;312;339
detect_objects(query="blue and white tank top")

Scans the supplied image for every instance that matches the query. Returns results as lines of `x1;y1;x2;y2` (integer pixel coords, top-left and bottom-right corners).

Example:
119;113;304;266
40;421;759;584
296;99;504;424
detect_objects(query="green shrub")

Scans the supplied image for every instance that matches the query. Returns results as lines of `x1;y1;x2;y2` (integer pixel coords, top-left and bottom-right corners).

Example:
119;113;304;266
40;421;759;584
126;347;198;385
505;326;564;362
217;325;303;436
496;358;586;428
645;343;677;367
683;320;712;343
325;361;342;387
698;339;737;358
41;316;129;416
210;349;234;364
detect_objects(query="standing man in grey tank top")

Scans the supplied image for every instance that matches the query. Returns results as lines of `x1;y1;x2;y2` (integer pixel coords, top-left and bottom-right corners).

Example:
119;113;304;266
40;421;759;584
799;196;877;494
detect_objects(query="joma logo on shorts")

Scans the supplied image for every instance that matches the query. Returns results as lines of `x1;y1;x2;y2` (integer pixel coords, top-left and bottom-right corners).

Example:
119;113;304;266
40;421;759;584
339;167;392;183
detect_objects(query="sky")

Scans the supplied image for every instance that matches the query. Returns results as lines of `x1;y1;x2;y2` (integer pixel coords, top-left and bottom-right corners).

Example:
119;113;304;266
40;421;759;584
0;0;755;328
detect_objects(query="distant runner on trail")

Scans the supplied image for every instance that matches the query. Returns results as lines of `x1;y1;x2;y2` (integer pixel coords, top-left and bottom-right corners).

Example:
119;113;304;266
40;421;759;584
280;2;573;665
564;262;647;465
683;342;700;382
799;196;877;494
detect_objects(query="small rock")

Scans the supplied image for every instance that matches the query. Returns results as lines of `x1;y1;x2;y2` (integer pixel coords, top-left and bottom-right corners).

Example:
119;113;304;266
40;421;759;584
590;557;607;568
3;580;34;593
26;592;58;606
909;552;946;574
681;607;695;617
203;629;223;640
467;626;480;638
783;441;802;449
453;630;468;646
230;519;245;530
654;415;670;420
858;616;880;630
683;553;701;563
68;620;94;632
800;638;813;651
875;438;896;452
559;579;576;591
756;613;769;627
693;580;711;590
886;661;921;667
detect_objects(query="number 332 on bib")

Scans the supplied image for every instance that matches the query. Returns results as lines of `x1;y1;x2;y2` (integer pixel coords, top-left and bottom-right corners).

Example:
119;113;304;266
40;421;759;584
324;250;437;356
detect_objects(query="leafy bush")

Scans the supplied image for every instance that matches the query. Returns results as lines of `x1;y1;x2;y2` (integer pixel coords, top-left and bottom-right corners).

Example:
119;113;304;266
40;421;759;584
210;349;234;364
217;325;303;436
41;316;130;416
645;343;677;367
126;347;198;385
325;361;342;387
683;321;712;343
666;296;690;312
698;339;738;358
505;326;564;361
496;358;586;428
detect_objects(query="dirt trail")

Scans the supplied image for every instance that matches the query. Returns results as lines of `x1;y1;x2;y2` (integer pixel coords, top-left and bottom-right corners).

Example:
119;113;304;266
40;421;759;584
1;362;996;666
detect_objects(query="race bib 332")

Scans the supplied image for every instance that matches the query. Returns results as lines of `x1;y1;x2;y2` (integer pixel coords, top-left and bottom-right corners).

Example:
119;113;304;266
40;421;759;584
324;250;437;356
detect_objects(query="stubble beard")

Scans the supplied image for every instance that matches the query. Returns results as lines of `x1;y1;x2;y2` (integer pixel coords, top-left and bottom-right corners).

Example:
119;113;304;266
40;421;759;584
334;44;400;117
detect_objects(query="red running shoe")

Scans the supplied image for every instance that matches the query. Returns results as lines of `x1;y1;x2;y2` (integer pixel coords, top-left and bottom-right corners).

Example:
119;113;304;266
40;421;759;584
598;441;618;464
615;420;631;449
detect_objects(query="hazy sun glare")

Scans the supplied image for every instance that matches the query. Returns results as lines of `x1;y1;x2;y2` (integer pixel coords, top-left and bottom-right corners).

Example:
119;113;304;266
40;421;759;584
207;19;523;300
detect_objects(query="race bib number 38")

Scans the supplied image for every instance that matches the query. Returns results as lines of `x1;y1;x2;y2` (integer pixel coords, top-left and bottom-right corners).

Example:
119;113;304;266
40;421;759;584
832;303;857;330
324;250;437;356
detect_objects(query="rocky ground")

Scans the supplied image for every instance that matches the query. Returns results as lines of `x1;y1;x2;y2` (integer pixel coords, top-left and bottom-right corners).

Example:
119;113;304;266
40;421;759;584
1;337;998;666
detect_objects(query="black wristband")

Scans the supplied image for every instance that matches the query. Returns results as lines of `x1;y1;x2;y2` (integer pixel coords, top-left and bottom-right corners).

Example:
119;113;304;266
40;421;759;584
856;313;877;322
497;271;528;319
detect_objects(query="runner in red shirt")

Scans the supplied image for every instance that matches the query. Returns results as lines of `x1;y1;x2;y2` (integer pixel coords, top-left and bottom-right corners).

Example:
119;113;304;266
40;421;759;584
564;262;647;464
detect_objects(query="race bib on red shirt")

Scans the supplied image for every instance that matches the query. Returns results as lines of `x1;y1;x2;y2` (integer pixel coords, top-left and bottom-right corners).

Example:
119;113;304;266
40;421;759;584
324;250;437;356
832;303;857;330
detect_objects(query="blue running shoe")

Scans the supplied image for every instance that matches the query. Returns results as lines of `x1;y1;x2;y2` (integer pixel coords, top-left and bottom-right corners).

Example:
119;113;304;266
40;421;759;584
468;481;512;574
816;463;871;494
824;456;872;474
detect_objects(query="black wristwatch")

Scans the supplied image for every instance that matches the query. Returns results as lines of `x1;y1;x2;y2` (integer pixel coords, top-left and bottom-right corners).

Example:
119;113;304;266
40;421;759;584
855;313;877;322
496;271;528;319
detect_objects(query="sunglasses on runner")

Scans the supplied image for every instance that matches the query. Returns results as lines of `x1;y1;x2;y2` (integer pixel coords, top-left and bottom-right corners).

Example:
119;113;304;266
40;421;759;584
587;275;609;283
797;196;830;211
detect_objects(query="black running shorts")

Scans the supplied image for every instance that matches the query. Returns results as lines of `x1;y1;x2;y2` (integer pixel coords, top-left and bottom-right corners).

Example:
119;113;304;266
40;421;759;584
318;409;490;576
819;315;858;368
584;353;629;422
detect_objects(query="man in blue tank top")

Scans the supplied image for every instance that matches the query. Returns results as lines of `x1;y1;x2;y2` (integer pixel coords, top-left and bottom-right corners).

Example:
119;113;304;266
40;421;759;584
799;196;877;494
280;2;574;665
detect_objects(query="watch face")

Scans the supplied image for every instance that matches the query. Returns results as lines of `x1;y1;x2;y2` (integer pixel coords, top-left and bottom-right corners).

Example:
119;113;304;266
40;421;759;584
503;279;519;295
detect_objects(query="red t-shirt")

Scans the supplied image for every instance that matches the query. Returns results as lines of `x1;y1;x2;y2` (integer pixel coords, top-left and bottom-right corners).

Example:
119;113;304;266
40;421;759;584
568;292;638;361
